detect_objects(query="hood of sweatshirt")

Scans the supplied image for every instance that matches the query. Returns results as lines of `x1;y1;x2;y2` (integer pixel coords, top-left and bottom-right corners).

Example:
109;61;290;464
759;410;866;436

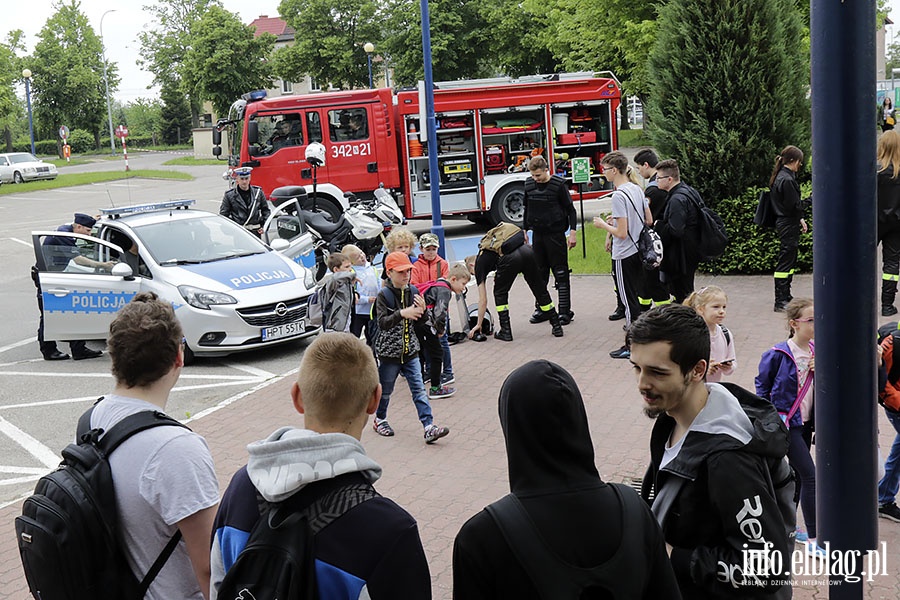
653;382;789;480
246;427;383;503
499;360;602;496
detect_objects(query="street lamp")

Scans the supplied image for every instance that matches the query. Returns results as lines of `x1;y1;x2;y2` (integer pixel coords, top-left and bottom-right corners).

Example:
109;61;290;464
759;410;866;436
364;42;375;89
21;69;35;156
100;9;116;154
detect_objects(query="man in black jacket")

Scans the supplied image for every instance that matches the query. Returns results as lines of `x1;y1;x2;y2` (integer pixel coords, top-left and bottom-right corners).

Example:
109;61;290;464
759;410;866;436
654;159;702;304
630;305;793;599
219;167;270;237
523;156;578;325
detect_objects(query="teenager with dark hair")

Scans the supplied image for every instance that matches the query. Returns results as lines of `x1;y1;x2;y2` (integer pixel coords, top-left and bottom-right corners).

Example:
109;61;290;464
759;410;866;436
654;160;703;304
630;305;792;599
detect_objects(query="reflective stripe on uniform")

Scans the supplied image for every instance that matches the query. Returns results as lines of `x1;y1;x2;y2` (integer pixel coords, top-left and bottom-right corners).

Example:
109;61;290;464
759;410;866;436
496;305;509;312
884;273;900;282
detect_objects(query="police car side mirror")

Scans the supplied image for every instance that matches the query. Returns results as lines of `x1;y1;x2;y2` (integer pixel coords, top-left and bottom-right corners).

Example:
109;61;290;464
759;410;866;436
111;262;134;279
270;238;290;252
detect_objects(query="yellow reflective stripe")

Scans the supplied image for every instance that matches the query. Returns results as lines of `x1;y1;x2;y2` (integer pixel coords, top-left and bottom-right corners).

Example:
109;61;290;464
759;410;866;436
884;273;900;282
774;271;791;279
639;297;652;306
655;298;673;306
539;303;554;311
496;305;509;312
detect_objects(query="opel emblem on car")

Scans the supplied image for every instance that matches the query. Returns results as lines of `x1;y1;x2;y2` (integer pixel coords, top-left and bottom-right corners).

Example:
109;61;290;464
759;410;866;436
275;302;288;316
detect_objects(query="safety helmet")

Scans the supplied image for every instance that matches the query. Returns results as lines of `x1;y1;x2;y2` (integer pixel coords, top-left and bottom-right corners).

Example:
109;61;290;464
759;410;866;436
305;143;326;167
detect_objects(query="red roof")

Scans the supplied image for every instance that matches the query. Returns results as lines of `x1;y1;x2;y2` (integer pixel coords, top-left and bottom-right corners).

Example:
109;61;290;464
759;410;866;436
249;15;295;38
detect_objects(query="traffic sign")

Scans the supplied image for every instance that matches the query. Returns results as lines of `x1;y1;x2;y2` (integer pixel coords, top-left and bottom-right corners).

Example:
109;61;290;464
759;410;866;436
58;126;69;140
114;125;129;139
571;157;591;184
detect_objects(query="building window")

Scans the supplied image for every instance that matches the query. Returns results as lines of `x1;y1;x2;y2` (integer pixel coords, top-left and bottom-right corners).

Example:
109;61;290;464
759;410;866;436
309;77;321;92
282;80;293;94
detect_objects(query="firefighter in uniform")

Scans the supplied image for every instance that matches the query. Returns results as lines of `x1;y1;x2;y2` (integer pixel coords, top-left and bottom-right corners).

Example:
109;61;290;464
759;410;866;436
522;155;578;325
466;243;563;343
219;166;271;237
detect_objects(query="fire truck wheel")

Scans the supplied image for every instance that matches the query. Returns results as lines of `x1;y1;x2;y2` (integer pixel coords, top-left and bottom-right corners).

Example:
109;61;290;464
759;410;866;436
490;184;526;227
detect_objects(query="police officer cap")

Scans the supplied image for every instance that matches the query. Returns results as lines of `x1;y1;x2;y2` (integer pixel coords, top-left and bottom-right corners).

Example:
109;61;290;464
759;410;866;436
73;213;96;228
234;167;253;178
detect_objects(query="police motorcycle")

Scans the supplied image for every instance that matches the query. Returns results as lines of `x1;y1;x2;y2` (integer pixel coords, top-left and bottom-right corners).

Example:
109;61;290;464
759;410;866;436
263;143;404;279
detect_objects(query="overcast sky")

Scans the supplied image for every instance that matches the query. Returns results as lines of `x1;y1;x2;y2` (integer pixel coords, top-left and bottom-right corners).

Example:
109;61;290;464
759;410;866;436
4;1;900;105
3;0;283;103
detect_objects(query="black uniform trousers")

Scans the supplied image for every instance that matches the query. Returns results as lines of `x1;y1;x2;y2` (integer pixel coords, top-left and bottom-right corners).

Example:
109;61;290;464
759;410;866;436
614;252;644;327
33;268;87;358
532;230;569;289
494;246;553;310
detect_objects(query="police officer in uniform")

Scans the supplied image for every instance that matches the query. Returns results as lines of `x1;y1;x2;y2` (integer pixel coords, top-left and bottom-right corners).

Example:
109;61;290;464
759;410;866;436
522;156;578;325
33;213;110;361
219;167;271;237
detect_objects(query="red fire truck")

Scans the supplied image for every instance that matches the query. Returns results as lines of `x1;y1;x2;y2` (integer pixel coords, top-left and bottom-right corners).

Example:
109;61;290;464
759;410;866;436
212;72;621;225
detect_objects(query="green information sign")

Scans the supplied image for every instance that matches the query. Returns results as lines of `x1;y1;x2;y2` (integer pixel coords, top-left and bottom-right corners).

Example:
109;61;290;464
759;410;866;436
571;157;591;184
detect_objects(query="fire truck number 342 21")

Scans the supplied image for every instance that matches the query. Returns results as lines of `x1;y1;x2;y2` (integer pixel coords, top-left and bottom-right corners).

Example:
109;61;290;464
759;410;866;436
332;143;372;158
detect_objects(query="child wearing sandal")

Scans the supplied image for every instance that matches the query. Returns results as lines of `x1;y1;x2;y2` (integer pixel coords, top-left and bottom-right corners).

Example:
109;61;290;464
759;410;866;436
372;252;450;444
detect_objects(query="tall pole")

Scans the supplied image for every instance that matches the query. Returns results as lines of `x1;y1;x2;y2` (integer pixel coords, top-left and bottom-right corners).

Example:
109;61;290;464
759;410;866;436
364;42;375;89
100;9;116;155
22;70;34;156
420;0;445;253
811;0;877;595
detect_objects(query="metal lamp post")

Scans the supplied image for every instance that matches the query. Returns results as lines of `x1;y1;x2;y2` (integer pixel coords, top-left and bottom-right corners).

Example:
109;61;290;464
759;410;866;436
21;69;35;156
100;9;116;154
364;42;375;89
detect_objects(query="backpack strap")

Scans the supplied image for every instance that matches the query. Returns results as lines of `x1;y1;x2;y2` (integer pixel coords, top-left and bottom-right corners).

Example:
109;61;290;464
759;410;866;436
485;490;630;598
721;325;731;346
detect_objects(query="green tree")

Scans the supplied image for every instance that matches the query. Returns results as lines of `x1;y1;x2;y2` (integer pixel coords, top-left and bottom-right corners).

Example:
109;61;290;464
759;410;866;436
647;0;808;204
378;0;494;87
30;0;118;148
275;0;382;90
124;98;163;143
181;5;274;118
139;0;221;128
160;80;191;144
480;0;556;77
0;31;26;151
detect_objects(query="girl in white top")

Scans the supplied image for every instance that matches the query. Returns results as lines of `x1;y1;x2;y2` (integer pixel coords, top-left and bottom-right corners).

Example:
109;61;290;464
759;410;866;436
684;285;736;382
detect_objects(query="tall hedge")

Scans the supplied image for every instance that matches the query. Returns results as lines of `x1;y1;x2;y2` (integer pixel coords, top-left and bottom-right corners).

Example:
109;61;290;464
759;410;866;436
647;0;809;204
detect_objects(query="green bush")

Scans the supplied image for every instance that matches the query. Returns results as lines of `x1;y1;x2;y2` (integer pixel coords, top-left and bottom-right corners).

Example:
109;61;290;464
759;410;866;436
67;130;95;154
701;182;813;275
100;135;156;150
13;138;58;155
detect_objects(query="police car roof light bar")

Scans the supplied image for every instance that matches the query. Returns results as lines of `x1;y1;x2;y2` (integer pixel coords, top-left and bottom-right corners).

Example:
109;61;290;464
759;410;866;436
100;199;196;218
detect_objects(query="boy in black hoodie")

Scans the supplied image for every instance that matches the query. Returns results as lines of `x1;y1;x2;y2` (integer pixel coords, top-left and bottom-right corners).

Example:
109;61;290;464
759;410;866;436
630;305;793;599
453;360;680;599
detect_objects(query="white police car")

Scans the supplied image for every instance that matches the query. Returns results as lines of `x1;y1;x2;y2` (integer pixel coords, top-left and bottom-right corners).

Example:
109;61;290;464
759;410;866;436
33;200;318;361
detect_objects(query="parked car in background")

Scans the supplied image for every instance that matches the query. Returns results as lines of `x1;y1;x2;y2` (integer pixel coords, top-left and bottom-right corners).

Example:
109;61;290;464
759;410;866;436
0;152;58;184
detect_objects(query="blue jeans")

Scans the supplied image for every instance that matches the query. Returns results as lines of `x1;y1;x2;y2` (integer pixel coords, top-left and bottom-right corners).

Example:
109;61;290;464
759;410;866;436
440;329;453;377
789;426;817;538
377;357;433;427
878;408;900;505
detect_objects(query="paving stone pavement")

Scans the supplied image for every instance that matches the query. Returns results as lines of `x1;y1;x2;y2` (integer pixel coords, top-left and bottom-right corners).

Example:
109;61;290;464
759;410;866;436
3;272;900;598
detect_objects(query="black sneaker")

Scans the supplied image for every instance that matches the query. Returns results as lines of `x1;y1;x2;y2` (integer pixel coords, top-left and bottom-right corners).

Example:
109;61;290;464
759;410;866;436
609;345;631;359
884;305;899;317
879;502;900;522
608;308;626;321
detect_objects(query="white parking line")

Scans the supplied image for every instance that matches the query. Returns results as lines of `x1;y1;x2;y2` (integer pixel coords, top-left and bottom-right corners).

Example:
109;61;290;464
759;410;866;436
222;362;276;379
7;237;31;248
0;466;49;475
0;416;60;468
0;338;34;355
0;371;264;381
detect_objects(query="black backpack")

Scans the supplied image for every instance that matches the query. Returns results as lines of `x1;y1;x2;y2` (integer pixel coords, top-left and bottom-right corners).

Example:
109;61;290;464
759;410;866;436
16;402;188;600
217;477;379;600
753;189;777;228
687;189;729;260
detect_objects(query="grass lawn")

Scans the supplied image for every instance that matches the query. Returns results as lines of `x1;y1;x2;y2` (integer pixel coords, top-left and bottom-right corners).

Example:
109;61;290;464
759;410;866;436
163;156;223;166
0;170;193;196
46;158;93;168
569;221;611;274
618;128;652;148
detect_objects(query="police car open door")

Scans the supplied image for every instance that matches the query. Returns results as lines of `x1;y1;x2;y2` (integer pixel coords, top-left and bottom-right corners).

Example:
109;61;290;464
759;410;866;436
33;232;141;341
